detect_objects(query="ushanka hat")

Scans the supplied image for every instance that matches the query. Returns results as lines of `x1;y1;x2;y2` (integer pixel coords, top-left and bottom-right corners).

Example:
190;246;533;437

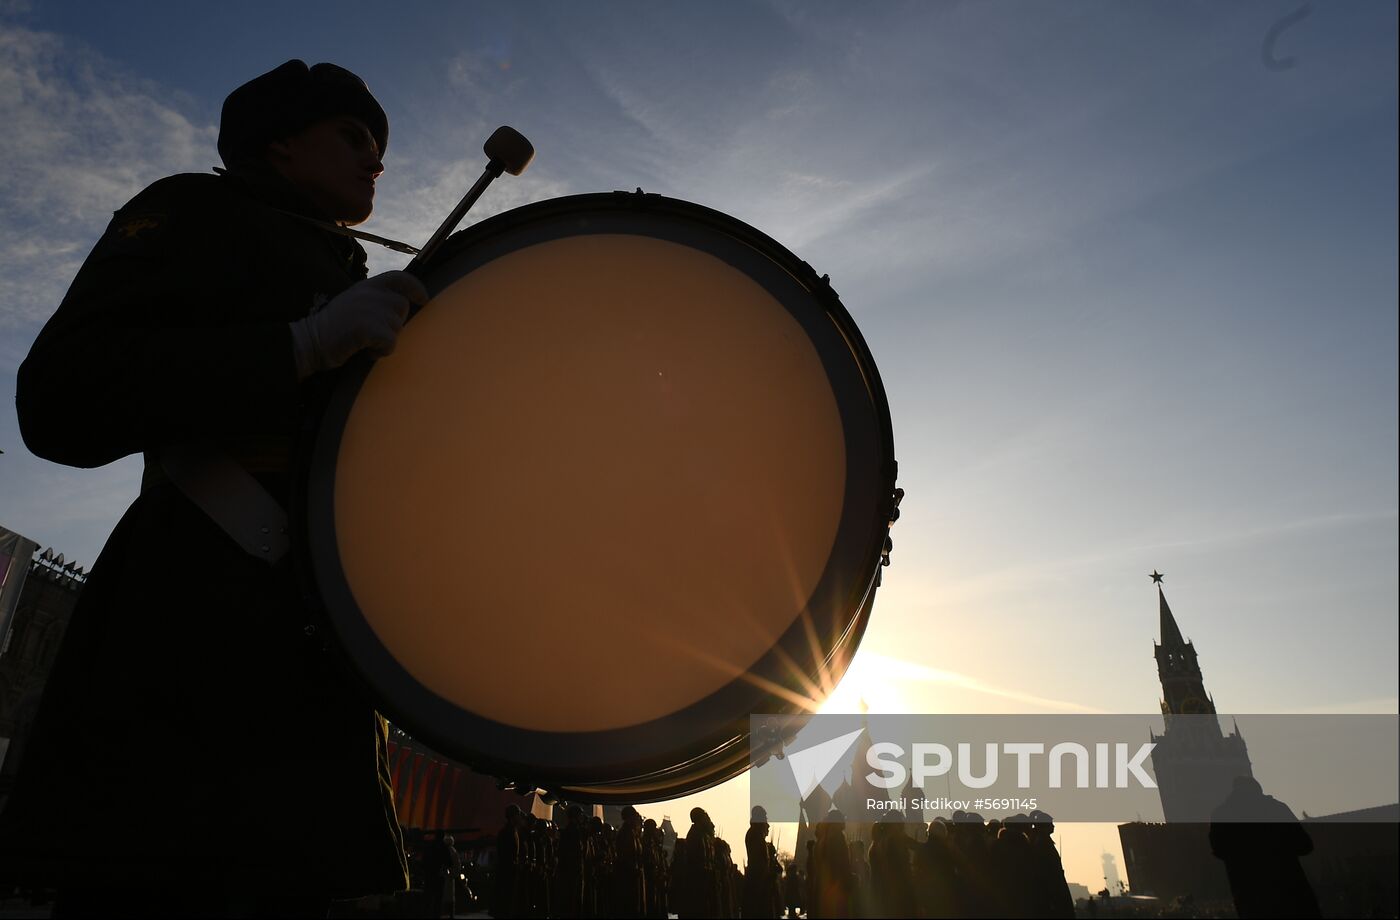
218;60;388;166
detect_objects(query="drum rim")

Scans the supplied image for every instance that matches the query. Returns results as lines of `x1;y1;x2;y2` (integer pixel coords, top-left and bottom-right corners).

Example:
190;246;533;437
304;191;897;797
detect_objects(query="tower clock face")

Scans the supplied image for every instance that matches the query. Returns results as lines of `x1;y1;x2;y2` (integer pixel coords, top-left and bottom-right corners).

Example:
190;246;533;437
1182;697;1209;714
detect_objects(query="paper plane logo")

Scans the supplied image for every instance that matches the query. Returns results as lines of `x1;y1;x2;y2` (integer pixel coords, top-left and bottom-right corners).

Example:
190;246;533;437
785;727;867;799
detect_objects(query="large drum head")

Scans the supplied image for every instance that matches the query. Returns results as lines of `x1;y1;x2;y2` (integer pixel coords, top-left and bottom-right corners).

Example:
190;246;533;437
308;193;896;800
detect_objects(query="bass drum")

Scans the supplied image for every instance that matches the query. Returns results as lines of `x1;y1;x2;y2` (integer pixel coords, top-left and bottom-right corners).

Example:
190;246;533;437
305;191;899;802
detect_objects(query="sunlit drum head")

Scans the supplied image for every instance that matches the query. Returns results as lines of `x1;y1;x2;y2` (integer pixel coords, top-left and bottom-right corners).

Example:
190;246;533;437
307;194;894;795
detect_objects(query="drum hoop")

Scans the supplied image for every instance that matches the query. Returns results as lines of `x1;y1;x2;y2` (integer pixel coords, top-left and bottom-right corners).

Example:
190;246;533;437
304;191;897;793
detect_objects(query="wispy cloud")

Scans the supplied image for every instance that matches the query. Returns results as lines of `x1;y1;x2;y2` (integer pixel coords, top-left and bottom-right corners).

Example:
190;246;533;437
0;26;217;339
859;651;1105;714
363;152;572;277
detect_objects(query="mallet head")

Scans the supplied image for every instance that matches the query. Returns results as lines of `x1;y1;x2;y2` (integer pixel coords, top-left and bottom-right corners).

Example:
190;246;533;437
485;125;534;176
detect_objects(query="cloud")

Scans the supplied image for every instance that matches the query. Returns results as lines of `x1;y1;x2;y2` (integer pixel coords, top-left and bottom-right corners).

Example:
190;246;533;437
555;2;1396;299
446;48;522;101
859;651;1106;714
0;25;217;339
362;151;572;277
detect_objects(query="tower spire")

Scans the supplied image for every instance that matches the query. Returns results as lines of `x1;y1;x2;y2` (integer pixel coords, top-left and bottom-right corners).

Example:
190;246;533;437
1159;586;1186;647
1150;572;1215;718
1150;570;1186;646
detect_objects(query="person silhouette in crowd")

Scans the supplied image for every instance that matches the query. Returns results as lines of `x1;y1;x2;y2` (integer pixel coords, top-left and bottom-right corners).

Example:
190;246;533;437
1024;811;1074;919
496;804;525;918
714;836;738;918
743;806;779;919
764;840;785;917
917;819;957;919
424;834;460;919
989;819;1033;917
674;807;720;918
613;806;647;918
783;860;804;919
556;805;590;919
537;818;557;919
948;811;991;918
1209;776;1321;919
869;820;916;919
813;809;853;918
804;838;819;918
847;837;870;918
588;817;612;917
641;818;668;919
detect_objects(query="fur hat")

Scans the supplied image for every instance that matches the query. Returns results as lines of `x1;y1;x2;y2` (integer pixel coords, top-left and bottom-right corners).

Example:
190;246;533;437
219;60;388;166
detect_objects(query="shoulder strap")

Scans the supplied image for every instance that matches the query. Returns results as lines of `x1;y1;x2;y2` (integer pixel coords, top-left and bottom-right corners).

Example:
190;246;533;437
160;441;291;564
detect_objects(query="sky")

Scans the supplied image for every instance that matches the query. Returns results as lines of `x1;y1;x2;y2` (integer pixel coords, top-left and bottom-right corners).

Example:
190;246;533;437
0;0;1396;891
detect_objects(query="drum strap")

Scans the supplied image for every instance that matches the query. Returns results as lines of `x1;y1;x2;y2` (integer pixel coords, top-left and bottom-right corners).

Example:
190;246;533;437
160;441;291;564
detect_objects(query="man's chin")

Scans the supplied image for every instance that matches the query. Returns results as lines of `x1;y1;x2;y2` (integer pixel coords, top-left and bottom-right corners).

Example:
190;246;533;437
340;202;374;227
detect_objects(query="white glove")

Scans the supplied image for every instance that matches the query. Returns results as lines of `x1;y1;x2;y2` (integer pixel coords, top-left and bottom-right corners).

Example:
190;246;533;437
289;271;429;379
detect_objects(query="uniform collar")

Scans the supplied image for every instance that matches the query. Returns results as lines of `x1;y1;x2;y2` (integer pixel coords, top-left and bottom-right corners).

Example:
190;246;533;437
218;162;366;271
218;161;336;221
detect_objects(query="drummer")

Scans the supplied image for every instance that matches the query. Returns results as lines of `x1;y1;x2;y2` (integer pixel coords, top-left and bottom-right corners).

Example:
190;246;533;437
1;60;426;914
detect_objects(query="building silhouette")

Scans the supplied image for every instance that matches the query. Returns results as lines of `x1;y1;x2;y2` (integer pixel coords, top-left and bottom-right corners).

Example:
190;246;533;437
1150;583;1252;823
1121;578;1254;903
1119;574;1399;916
1101;851;1123;895
0;526;86;803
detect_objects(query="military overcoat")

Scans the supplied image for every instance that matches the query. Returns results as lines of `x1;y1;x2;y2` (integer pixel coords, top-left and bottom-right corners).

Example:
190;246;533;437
1;167;408;899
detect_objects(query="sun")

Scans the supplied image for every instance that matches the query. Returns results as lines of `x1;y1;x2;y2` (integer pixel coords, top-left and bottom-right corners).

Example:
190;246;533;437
817;652;906;714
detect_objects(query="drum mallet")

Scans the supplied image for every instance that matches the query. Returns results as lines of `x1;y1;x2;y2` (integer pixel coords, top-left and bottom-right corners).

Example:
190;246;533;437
405;125;535;275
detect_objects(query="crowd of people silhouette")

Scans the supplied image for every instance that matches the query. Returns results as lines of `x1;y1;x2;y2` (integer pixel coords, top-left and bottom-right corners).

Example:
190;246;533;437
471;803;1076;918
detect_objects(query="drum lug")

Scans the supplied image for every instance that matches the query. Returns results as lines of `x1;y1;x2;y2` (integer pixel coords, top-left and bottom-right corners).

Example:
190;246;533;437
879;487;904;573
753;716;805;767
751;722;786;767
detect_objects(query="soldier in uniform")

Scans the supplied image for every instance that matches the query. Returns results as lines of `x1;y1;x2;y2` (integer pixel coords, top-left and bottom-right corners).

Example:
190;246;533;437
610;806;647;918
584;816;609;918
917;819;958;919
870;820;915;919
1209;780;1322;920
1025;811;1075;919
640;818;668;920
804;839;819;919
521;813;542;917
556;805;589;919
713;836;738;919
742;806;779;919
814;809;853;919
674;807;720;919
423;834;460;919
495;804;525;918
537;818;556;919
0;60;425;917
